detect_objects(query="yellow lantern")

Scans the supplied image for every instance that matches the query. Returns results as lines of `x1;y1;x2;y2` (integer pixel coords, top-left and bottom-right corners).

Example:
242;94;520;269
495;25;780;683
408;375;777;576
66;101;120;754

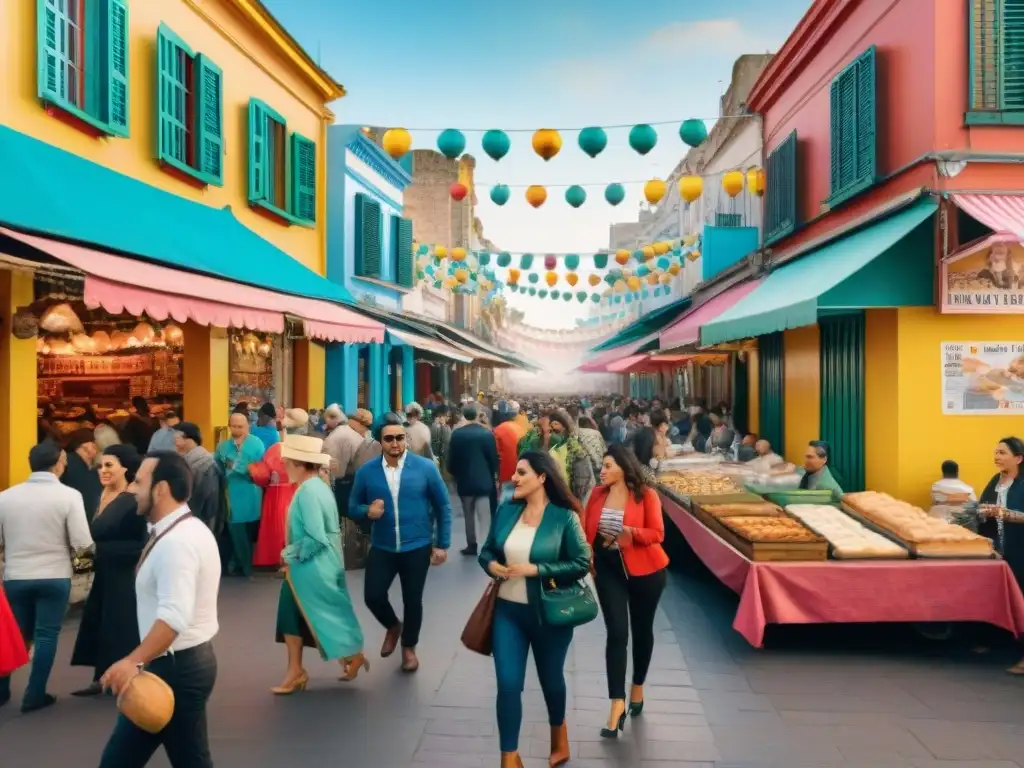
565;272;579;287
451;247;467;262
746;167;766;197
653;242;669;255
444;277;457;289
668;263;681;275
435;245;448;258
627;276;642;292
588;274;601;287
646;272;659;286
532;129;562;161
526;185;548;208
642;245;655;260
722;170;744;198
687;249;701;262
682;233;698;247
659;273;673;285
545;271;558;287
508;268;521;284
615;249;631;265
678;175;703;204
643;178;666;205
614;280;627;293
381;128;412;159
455;268;469;284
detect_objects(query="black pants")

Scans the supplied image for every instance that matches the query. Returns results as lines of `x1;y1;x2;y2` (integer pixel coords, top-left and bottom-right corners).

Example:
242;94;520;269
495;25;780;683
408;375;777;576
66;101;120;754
593;546;666;700
98;642;217;768
364;545;432;648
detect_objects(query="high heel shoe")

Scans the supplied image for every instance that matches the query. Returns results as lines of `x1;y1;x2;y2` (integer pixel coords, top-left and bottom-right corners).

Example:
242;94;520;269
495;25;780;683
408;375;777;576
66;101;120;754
600;710;627;739
270;672;309;695
629;699;645;716
339;652;370;682
499;751;524;767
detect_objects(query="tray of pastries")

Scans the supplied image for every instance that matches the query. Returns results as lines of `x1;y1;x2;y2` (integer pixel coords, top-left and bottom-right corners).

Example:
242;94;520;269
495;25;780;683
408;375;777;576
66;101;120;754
658;472;743;497
841;491;994;558
785;504;909;559
700;502;784;518
713;515;828;562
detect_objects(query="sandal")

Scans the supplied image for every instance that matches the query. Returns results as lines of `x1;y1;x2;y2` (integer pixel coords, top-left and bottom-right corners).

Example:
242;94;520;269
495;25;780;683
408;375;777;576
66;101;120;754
340;652;370;682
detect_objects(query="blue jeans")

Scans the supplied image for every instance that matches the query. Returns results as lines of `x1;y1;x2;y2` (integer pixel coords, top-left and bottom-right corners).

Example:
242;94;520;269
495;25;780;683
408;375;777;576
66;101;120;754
0;578;71;706
492;598;573;752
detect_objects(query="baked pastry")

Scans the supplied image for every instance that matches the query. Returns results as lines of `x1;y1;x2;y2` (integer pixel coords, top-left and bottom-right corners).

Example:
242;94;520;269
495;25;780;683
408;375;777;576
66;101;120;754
659;472;742;496
718;516;824;544
842;491;993;556
785;504;907;558
702;502;783;518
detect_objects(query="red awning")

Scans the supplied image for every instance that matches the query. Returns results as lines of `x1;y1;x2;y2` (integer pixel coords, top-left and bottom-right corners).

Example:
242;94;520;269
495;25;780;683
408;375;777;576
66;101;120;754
2;228;384;342
577;331;659;372
605;354;650;373
952;193;1024;238
660;280;762;349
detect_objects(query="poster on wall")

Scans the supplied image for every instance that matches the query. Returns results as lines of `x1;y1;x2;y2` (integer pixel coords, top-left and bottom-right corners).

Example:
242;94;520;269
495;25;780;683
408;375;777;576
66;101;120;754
941;342;1024;414
941;235;1024;313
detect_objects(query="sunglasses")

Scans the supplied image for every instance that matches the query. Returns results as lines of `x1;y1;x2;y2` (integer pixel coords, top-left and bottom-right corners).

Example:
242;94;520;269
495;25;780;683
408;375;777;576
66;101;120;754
382;434;406;444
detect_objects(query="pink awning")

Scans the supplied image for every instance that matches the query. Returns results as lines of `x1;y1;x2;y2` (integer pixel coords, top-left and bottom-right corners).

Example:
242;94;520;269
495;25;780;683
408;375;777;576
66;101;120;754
952;193;1024;238
660;280;762;349
605;354;650;373
579;331;659;372
2;228;384;342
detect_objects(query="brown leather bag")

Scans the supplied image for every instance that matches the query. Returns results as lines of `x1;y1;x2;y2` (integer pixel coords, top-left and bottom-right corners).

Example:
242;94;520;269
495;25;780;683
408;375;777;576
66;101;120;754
461;579;499;656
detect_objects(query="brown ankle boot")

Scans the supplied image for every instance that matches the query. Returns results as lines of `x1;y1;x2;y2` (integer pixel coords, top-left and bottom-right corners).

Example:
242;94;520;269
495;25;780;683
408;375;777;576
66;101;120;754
500;751;523;767
549;722;570;766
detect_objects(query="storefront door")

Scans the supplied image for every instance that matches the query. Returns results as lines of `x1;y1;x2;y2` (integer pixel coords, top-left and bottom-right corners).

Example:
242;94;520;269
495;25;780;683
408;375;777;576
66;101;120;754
819;313;866;492
758;332;785;453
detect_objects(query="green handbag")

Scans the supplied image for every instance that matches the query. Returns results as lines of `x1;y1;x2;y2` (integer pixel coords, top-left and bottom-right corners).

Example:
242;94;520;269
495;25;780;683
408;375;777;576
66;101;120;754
540;577;598;628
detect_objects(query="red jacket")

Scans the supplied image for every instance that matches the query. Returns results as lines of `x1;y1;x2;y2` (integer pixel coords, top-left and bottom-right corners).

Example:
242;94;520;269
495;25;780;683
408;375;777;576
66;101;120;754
583;485;669;577
493;421;525;483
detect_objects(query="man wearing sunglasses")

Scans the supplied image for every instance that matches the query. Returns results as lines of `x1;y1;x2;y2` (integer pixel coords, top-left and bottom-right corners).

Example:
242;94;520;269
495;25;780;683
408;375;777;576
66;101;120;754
349;413;452;673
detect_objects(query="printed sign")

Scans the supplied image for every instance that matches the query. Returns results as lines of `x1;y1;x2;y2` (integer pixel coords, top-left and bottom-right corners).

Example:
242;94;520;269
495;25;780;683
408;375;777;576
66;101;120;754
941;342;1024;414
941;236;1024;313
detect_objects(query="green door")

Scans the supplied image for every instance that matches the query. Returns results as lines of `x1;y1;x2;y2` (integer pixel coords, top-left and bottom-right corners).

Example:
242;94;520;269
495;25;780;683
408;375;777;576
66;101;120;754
758;332;785;453
819;313;865;492
733;353;750;436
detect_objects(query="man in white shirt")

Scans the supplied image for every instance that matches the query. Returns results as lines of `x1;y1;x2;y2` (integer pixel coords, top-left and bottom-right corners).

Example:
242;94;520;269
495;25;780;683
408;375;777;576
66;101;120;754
930;460;977;520
0;440;92;712
98;451;221;767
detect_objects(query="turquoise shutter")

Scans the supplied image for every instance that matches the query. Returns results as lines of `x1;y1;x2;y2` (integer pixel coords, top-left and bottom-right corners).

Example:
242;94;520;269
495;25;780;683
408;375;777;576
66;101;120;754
37;0;68;104
855;47;877;185
765;131;797;245
289;133;316;222
819;314;865;492
830;67;857;195
715;213;741;227
397;217;414;287
156;25;188;167
248;100;268;203
194;54;224;184
758;332;785;456
354;193;382;278
104;0;129;136
1003;0;1024;108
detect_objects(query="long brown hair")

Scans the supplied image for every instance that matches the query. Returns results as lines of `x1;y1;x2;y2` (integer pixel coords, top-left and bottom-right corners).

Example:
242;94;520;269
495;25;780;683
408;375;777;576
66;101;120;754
605;443;649;503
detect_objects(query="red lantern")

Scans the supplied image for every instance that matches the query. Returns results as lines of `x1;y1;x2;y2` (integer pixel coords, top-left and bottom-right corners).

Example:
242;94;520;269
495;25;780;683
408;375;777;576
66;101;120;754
450;183;468;201
543;254;557;270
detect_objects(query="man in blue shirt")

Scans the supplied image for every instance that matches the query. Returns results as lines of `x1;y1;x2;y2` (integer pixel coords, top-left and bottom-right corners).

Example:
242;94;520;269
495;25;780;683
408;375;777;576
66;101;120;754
350;413;451;673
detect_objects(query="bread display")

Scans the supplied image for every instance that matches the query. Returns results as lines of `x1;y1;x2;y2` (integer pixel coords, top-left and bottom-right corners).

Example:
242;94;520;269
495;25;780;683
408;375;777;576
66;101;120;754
842;491;993;557
659;472;742;497
702;502;784;518
718;516;825;544
785;504;908;559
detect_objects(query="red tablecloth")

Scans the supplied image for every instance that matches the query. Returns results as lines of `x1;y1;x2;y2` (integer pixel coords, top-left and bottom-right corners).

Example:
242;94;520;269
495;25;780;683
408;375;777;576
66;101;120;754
660;492;1024;648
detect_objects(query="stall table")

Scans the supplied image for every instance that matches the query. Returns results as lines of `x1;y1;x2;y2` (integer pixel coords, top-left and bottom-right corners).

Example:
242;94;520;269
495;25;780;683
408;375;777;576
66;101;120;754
659;492;1024;648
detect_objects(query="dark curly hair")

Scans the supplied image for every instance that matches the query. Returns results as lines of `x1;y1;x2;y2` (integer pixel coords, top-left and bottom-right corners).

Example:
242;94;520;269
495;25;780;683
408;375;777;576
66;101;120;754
516;450;583;517
604;443;649;502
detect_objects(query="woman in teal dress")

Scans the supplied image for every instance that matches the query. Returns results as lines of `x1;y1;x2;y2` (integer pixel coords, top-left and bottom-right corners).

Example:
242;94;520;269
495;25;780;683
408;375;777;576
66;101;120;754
272;434;366;695
215;412;266;577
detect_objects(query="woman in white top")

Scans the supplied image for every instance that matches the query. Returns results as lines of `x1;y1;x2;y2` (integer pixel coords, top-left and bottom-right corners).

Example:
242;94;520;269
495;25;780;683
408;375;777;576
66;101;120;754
479;451;591;768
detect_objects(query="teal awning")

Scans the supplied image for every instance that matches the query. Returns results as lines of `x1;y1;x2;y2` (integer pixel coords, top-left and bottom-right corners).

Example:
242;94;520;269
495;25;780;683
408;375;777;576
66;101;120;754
700;199;937;346
590;297;691;353
0;125;356;305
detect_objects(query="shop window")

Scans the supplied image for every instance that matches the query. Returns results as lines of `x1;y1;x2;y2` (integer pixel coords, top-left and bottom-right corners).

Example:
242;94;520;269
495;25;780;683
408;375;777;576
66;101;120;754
715;213;742;228
37;0;129;137
827;46;877;208
247;99;316;226
764;131;798;245
391;215;415;288
155;24;223;186
968;0;1024;123
354;193;382;279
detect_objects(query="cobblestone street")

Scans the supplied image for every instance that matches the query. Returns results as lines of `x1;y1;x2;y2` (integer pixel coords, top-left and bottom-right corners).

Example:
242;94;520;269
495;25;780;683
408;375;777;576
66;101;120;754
2;511;1024;767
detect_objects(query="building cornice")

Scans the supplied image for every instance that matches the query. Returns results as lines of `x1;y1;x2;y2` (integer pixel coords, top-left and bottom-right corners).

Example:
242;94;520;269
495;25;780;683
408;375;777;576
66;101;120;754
347;134;413;192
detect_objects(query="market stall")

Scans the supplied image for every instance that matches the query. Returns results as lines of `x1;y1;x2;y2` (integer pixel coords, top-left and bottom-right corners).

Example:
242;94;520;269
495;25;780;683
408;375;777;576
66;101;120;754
229;330;291;410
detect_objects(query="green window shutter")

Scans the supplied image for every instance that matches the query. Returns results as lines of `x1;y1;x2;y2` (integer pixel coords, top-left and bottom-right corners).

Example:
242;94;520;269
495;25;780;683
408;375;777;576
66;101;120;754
855;47;877;183
397;217;414;287
289;133;316;222
819;314;865;492
758;332;785;456
354;193;382;278
971;0;1024;112
248;99;268;203
764;131;797;245
37;0;68;104
156;25;189;167
103;0;129;136
828;47;876;204
194;54;224;184
1004;0;1024;108
715;213;742;227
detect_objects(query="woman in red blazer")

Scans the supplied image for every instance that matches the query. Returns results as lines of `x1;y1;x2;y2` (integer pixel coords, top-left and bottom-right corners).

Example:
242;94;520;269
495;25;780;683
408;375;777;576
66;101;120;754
583;443;670;739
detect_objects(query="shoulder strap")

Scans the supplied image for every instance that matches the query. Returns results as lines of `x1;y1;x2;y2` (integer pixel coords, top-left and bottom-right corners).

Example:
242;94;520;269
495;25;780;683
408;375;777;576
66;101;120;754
135;513;195;576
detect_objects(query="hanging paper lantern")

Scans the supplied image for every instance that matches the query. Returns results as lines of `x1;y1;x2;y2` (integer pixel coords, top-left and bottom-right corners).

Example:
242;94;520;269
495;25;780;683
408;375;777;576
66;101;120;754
642;245;656;260
526;185;547;208
565;185;587;208
532;129;562;161
679;118;709;148
723;171;744;198
566;273;579;287
687;249;701;262
469;270;478;283
528;272;539;284
604;273;617;286
653;242;670;256
678;175;703;204
490;184;511;206
631;250;644;263
481;129;511;161
478;252;491;266
563;293;572;303
508;268;521;284
576;291;588;303
615;249;631;265
529;287;538;296
591;293;601;303
443;277;457;289
545;271;558;287
628;124;658;155
646;272;659;286
593;252;608;269
627;276;642;292
538;289;547;298
564;254;580;271
432;279;443;289
543;254;557;270
415;269;425;281
747;167;766;197
497;252;512;267
578;126;608;158
451;247;467;262
551;290;561;300
520;253;534;269
435;246;449;260
450;183;468;202
417;243;429;255
625;293;634;304
381;128;411;159
614;280;627;293
656;256;670;270
588;274;601;287
643;178;666;205
637;265;650;277
659;273;673;285
605;183;625;206
669;263;681;275
454;268;469;284
437;129;466;159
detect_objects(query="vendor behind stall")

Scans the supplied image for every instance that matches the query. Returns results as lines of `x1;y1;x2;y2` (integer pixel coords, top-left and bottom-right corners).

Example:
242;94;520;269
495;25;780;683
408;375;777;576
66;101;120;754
797;440;844;502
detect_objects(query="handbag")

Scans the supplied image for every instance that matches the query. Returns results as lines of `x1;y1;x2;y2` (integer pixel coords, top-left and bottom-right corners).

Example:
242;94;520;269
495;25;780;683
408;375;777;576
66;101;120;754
461;579;499;655
540;576;598;628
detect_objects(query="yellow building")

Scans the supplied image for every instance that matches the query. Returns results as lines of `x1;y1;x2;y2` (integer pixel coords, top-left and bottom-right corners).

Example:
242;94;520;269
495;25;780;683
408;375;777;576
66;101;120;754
0;0;383;487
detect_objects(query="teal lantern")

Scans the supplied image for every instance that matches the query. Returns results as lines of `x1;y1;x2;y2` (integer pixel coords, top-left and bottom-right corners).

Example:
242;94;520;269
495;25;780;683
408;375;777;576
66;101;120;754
593;252;608;269
520;253;534;269
614;295;622;304
538;289;548;298
529;287;537;296
576;291;587;303
425;264;435;276
565;185;587;208
578;126;608;158
437;129;466;159
590;293;601;303
603;273;617;286
490;184;511;206
433;279;443;289
469;271;478;282
478;252;491;266
481;129;511;161
633;250;645;262
564;254;580;271
657;257;670;270
417;244;429;255
563;293;572;302
497;252;512;267
551;290;561;300
415;269;425;280
628;124;658;155
642;290;649;299
604;183;625;206
653;286;662;297
637;265;649;277
508;284;517;293
625;294;633;304
679;118;708;148
672;248;682;257
528;272;539;284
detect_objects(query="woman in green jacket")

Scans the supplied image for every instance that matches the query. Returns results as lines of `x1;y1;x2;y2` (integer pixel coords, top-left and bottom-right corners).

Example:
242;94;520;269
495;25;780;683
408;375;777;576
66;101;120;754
479;451;592;768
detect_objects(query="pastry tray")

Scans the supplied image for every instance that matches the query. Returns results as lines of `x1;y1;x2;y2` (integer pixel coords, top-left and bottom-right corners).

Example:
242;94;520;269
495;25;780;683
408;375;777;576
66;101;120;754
694;504;828;562
781;507;909;560
839;503;996;559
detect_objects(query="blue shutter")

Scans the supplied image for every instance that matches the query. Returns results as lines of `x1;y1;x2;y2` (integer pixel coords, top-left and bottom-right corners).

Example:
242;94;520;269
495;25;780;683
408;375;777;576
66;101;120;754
248;99;268;203
156;24;189;167
764;131;797;245
194;54;224;185
37;0;68;105
396;217;414;287
354;193;382;278
289;133;316;222
103;0;129;136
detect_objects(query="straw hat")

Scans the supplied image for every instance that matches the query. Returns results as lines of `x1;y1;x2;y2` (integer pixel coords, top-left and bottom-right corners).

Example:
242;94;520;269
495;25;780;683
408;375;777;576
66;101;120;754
117;671;175;734
282;408;308;430
280;434;330;466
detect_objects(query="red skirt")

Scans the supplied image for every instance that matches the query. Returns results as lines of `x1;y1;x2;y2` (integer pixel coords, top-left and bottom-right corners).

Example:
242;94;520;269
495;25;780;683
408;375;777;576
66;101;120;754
253;484;297;567
0;584;29;677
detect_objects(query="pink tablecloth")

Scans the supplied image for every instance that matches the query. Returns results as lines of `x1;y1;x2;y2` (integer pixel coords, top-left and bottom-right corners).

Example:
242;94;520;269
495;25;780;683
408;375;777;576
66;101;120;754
659;492;1024;648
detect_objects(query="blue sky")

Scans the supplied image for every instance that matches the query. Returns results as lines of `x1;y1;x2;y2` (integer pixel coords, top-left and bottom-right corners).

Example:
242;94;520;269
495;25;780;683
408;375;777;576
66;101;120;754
264;0;812;325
